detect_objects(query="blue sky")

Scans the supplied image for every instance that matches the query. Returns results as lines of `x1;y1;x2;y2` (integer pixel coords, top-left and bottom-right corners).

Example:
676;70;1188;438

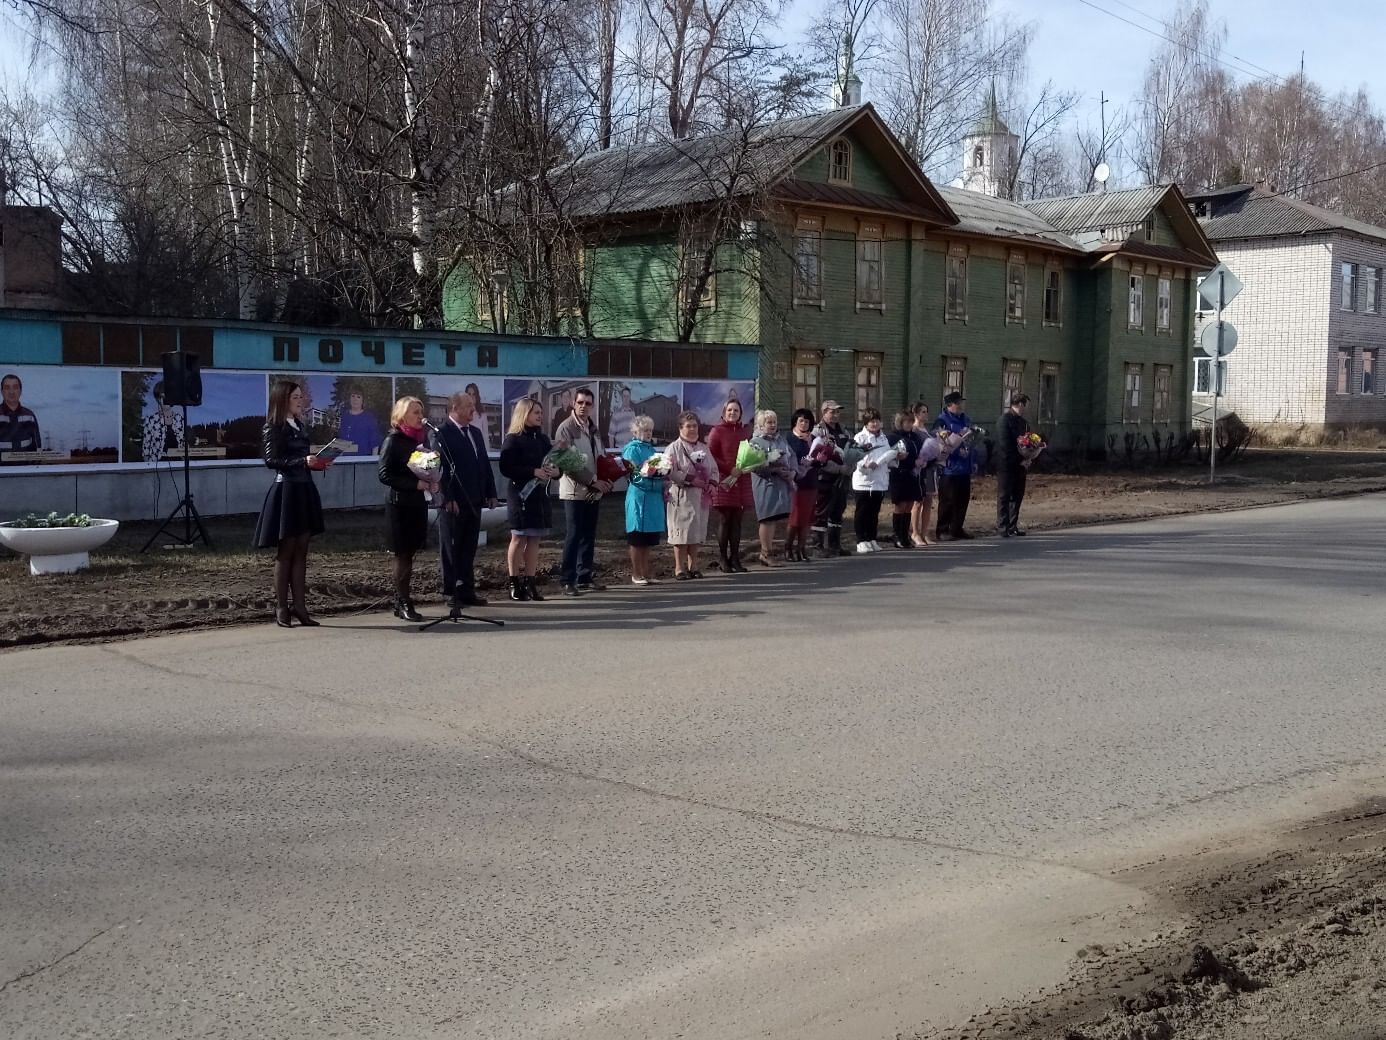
3;1;1380;166
780;0;1381;127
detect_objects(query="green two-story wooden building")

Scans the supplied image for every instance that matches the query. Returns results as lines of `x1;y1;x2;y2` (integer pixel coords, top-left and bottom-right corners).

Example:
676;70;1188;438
444;104;1217;453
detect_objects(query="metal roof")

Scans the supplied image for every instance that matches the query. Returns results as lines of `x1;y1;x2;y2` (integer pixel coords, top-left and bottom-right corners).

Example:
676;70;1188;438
1022;186;1169;235
1194;187;1386;245
934;186;1082;251
552;107;867;220
774;179;957;221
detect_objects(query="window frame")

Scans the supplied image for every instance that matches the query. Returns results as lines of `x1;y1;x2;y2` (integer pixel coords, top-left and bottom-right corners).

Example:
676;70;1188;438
942;355;967;399
1194;356;1227;396
1152;363;1173;422
679;232;717;311
1006;252;1026;324
855;351;882;417
945;245;968;322
1043;265;1062;326
1122;362;1143;423
557;245;586;318
1156;275;1172;332
1001;358;1024;410
1127;266;1145;329
791;350;821;412
828;139;853;184
856;222;884;310
793;215;823;307
1363;348;1378;395
1341;262;1358;312
1337;348;1351;395
1038;362;1059;425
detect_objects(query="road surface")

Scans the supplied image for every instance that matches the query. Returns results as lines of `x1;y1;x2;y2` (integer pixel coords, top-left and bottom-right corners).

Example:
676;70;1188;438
3;496;1385;1039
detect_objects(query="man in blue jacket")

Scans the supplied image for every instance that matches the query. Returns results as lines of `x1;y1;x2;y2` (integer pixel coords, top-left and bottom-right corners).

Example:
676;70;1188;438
933;391;976;540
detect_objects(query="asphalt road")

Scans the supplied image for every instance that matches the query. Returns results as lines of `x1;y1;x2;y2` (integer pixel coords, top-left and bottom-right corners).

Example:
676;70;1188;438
4;496;1386;1040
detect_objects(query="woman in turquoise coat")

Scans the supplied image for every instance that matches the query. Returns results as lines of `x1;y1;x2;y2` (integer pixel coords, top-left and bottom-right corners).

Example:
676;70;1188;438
621;415;666;586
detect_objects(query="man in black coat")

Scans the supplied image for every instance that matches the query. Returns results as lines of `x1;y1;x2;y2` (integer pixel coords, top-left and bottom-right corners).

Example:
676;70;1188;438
436;391;498;606
996;393;1031;537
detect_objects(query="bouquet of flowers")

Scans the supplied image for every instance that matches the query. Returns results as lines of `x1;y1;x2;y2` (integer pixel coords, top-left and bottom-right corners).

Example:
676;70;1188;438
1018;431;1045;464
807;436;842;464
640;453;671;479
596;452;635;484
519;446;588;501
859;442;903;470
734;441;770;472
407;449;442;483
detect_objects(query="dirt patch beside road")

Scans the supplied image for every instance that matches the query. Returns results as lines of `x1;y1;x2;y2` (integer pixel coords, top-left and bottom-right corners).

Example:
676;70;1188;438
3;449;1385;650
912;800;1386;1040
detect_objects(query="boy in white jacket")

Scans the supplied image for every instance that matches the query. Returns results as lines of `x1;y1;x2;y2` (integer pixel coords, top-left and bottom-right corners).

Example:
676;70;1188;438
850;409;898;552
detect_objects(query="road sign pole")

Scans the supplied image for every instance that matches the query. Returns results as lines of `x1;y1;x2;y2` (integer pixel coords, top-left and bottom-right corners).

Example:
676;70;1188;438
1210;272;1225;486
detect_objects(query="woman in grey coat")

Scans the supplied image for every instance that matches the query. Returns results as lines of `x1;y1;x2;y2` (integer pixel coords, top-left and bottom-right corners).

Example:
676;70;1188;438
748;409;797;567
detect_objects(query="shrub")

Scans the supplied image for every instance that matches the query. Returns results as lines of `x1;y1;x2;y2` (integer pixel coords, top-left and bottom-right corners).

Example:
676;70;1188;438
9;512;94;529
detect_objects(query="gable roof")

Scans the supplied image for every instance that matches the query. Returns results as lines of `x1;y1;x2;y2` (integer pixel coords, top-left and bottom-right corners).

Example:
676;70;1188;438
553;104;957;227
935;186;1083;252
1024;184;1219;267
1187;185;1386;245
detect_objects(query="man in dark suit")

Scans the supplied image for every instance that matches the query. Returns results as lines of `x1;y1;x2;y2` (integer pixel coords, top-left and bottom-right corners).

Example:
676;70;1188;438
436;391;498;606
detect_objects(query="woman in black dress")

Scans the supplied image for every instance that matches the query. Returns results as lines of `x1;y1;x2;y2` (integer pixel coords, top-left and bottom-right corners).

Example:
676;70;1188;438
378;396;438;622
498;397;560;602
887;408;922;548
253;381;332;627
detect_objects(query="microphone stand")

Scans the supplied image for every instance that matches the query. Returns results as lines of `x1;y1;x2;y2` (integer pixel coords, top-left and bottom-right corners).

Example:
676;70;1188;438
417;419;503;631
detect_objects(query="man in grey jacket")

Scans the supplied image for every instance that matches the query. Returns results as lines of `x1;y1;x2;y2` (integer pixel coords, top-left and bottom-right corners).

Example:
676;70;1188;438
552;387;612;596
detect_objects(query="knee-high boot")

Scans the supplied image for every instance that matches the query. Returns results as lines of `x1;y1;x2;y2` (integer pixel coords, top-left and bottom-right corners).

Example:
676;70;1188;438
273;554;292;627
290;543;319;626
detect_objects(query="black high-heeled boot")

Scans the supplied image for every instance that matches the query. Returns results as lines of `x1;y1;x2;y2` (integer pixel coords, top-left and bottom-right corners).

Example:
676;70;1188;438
394;599;424;622
893;514;913;549
526;576;545;601
507;576;529;602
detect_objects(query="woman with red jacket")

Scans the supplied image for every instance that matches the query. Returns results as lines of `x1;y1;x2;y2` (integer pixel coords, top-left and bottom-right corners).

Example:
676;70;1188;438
707;398;753;572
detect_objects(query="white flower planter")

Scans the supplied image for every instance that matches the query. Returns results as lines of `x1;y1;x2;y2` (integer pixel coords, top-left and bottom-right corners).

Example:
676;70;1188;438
0;519;120;575
427;506;507;546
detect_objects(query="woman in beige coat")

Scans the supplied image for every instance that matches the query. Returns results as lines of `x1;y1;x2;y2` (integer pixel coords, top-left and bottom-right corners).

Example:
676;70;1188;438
664;410;720;580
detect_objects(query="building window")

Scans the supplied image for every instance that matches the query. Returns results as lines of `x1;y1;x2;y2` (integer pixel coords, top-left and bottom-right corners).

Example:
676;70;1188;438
1369;268;1383;313
856;224;883;308
1194;356;1226;395
557;246;585;316
1337;348;1351;394
1123;363;1143;423
1364;349;1378;395
945;248;967;320
1195;275;1214;317
829;139;853;183
792;352;821;412
1144;215;1156;241
943;356;966;398
1000;359;1024;409
1157;276;1172;331
1342;263;1358;311
1153;364;1172;422
1128;268;1145;328
794;216;822;304
680;234;715;310
855;352;882;416
972;145;984;168
1038;363;1059;424
1006;253;1025;322
1043;267;1061;324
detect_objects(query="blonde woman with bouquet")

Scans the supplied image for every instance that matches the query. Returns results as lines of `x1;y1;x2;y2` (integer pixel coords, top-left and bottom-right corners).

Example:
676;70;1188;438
747;409;796;567
378;396;438;621
499;398;560;601
665;410;720;580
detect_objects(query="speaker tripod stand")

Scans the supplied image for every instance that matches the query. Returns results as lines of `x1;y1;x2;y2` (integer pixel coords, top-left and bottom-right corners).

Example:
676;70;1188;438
417;599;504;631
141;400;212;553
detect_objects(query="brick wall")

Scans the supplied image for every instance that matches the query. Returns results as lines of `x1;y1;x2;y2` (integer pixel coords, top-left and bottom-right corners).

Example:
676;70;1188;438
1208;238;1332;427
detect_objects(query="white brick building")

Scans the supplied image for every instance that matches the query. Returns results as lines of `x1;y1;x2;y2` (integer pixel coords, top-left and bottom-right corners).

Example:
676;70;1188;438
1187;185;1386;434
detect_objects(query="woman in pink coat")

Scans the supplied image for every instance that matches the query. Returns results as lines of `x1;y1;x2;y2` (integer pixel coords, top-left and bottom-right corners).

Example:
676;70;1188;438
706;398;753;572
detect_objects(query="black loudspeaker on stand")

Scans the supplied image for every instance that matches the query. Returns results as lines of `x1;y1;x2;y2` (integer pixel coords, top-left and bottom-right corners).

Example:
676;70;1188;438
142;351;212;553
